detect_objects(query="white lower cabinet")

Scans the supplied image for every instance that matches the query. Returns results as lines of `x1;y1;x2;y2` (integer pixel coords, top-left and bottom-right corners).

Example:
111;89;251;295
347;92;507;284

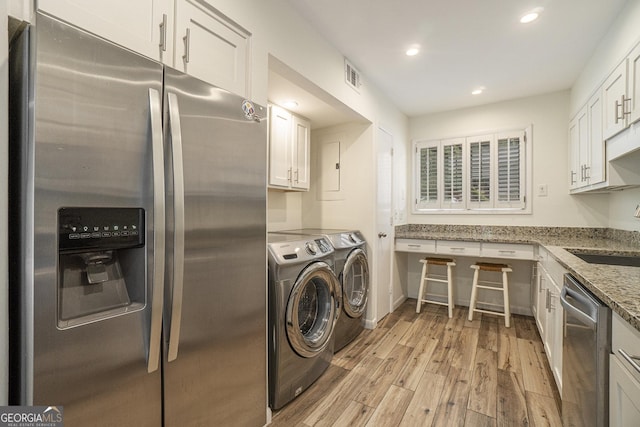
610;313;640;426
38;0;173;64
534;259;564;395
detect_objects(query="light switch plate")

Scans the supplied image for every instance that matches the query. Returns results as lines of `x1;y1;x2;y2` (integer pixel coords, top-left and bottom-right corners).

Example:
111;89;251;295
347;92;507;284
537;184;548;197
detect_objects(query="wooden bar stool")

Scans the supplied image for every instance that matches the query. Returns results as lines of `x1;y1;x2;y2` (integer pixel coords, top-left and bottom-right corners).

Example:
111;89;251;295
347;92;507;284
416;257;456;317
468;262;513;327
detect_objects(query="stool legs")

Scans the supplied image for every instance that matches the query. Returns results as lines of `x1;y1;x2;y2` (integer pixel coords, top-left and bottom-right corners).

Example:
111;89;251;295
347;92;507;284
416;261;429;314
468;263;512;327
503;270;511;328
468;267;480;321
446;263;454;318
416;258;455;317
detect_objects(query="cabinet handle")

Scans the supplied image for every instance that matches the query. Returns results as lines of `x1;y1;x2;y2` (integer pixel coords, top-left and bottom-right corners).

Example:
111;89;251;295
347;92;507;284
407;244;421;248
294;169;299;183
287;167;292;183
615;97;623;124
584;165;590;179
570;170;577;185
623;95;632;117
619;349;640;375
546;288;551;312
159;14;167;52
449;247;466;251
182;28;191;64
498;250;516;254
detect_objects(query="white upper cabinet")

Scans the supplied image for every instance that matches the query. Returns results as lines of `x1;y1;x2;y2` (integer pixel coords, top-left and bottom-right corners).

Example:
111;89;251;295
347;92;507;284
603;43;640;140
38;0;174;64
291;115;310;190
268;105;310;191
174;0;250;97
569;89;606;192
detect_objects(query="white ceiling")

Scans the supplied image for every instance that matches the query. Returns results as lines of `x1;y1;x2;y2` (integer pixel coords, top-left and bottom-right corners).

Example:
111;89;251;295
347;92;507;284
270;0;629;127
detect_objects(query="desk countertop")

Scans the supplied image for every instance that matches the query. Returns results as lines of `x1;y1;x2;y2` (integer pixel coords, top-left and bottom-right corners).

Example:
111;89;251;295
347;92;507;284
395;225;640;333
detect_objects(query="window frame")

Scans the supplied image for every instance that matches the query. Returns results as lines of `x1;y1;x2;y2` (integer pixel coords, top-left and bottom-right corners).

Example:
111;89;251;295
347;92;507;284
412;126;532;215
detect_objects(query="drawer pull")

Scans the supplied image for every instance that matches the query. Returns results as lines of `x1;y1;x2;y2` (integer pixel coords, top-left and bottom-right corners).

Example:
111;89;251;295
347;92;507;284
407;244;421;248
499;250;516;254
450;247;466;251
619;349;640;375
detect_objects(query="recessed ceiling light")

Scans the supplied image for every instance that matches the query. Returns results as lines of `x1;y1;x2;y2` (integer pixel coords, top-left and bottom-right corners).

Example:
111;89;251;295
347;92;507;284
472;88;483;95
406;45;420;56
520;7;543;24
283;100;298;109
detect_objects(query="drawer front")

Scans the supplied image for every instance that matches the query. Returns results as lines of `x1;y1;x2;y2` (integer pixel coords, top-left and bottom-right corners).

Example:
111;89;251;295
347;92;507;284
613;313;640;384
482;242;536;260
437;240;481;256
395;239;436;253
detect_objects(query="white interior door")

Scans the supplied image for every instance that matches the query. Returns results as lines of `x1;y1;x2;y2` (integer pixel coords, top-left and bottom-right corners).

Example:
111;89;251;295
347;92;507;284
376;127;394;322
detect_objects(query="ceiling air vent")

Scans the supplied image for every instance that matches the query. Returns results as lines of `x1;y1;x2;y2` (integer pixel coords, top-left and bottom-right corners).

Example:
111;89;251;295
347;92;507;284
344;59;361;92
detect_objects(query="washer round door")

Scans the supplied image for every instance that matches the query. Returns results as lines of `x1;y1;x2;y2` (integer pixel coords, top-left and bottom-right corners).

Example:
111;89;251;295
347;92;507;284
341;248;369;318
286;261;338;358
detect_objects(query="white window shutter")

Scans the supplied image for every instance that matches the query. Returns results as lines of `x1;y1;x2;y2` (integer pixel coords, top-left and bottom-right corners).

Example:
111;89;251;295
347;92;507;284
415;140;440;209
468;135;493;209
442;138;465;209
496;131;525;209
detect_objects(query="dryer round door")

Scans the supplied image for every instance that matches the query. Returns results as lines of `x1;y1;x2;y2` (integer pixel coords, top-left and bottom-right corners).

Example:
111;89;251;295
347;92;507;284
341;248;369;318
286;261;338;358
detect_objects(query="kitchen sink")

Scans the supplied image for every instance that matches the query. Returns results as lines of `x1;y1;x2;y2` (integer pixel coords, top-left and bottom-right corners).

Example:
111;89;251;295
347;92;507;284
567;251;640;267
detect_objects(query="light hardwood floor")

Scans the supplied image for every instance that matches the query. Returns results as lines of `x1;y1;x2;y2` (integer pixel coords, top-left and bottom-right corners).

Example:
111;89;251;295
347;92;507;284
272;299;561;427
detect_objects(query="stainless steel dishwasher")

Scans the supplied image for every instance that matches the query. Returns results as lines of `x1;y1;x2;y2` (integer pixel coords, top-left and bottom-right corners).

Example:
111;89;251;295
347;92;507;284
561;273;611;427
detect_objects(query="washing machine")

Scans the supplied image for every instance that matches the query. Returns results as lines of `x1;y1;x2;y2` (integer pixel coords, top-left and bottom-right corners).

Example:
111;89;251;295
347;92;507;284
277;229;370;352
267;232;340;410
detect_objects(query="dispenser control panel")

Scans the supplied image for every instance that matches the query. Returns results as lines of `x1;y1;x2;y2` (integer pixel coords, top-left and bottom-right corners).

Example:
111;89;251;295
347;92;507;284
59;207;145;252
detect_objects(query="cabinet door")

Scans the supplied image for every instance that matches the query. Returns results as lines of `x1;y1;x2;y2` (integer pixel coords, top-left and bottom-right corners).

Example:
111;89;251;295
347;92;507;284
577;106;590;186
268;105;292;188
587;91;605;185
568;114;581;190
550;281;563;394
38;0;173;64
627;43;640;126
291;116;310;190
534;265;548;340
610;355;640;426
603;60;628;140
175;0;250;96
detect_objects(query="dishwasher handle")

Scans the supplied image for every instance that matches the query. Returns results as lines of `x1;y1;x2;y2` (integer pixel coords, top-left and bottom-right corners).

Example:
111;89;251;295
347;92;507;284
560;285;597;330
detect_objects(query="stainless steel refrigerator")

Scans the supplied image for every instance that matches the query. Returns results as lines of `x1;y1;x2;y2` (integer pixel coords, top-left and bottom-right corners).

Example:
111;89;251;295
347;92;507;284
9;12;267;426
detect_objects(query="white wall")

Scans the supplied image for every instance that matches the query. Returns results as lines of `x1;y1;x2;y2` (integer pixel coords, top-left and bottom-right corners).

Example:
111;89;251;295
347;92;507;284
407;90;610;227
267;190;304;231
609;187;640;231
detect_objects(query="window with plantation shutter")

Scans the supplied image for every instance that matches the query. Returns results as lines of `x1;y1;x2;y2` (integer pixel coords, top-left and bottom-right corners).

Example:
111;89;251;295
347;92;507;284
442;139;464;208
496;132;525;208
413;127;530;214
468;136;492;208
417;142;438;208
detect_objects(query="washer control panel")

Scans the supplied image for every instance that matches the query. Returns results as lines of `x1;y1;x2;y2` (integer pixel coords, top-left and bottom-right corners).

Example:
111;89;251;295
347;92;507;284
268;235;333;264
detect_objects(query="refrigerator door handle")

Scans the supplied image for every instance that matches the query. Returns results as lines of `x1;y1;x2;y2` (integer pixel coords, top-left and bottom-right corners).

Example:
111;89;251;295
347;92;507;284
167;92;185;362
148;87;166;373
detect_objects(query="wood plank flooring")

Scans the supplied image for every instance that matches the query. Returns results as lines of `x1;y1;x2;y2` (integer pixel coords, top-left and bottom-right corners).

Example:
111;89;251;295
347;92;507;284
271;299;561;427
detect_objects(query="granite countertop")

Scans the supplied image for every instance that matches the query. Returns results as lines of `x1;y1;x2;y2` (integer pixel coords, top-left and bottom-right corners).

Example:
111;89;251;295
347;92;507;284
395;225;640;332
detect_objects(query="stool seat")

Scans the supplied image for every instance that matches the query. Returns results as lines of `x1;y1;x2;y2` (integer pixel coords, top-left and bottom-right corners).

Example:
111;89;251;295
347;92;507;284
416;257;456;317
421;257;455;266
474;262;510;272
468;262;512;327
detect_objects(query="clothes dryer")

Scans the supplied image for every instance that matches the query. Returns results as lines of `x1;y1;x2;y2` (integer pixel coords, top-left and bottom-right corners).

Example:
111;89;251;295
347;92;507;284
267;232;339;410
277;229;369;352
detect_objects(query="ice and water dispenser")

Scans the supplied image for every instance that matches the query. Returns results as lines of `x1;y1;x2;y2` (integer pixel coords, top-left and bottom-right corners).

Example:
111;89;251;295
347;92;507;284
57;208;146;328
